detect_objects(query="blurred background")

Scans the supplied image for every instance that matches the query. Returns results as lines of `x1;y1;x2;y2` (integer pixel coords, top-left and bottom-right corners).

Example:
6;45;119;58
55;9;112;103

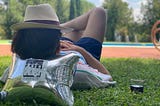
0;0;159;43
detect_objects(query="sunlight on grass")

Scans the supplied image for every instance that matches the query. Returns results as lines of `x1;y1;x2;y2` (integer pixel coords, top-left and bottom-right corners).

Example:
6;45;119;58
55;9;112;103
0;40;11;44
0;56;160;106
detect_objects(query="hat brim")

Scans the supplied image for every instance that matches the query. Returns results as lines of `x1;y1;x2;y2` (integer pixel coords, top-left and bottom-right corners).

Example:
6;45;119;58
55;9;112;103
11;22;73;33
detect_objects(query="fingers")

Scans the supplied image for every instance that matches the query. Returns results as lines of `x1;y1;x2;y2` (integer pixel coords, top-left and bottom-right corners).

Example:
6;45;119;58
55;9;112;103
60;40;73;44
60;40;73;50
60;40;73;47
60;40;82;52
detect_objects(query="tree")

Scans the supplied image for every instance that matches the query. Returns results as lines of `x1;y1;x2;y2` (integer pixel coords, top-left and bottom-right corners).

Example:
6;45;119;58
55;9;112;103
69;0;95;20
103;0;133;41
75;0;81;16
141;0;160;42
2;0;23;39
81;0;95;13
69;0;76;20
55;0;69;23
1;0;60;39
0;0;94;39
0;0;6;38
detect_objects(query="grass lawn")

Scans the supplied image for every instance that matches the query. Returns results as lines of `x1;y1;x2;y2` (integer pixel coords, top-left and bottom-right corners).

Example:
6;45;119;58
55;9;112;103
0;40;11;44
0;56;160;106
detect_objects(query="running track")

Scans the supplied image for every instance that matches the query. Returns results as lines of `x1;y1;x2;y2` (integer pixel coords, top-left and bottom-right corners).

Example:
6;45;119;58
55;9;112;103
0;44;160;59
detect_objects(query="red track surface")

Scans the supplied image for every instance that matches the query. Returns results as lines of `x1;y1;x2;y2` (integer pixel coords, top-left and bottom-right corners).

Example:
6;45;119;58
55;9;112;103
0;44;160;59
101;47;160;59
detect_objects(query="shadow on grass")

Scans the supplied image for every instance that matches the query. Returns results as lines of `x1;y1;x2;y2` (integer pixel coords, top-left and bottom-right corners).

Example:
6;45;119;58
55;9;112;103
0;56;160;106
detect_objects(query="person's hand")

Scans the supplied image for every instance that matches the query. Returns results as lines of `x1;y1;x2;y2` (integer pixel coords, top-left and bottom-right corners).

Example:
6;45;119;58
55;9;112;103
60;40;82;52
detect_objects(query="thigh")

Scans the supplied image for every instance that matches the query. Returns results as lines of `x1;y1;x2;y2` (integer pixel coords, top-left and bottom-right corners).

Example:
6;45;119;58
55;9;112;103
83;8;107;43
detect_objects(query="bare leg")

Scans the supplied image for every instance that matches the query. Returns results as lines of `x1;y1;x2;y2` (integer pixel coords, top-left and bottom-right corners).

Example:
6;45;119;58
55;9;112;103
61;7;106;43
60;7;110;75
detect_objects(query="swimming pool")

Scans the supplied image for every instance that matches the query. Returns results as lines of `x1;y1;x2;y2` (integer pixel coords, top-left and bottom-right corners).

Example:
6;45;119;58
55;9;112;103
0;40;155;48
102;42;154;48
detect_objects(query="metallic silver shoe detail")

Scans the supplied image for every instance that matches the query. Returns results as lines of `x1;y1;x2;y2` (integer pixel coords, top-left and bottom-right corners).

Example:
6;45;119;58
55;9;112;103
2;53;79;106
0;91;7;100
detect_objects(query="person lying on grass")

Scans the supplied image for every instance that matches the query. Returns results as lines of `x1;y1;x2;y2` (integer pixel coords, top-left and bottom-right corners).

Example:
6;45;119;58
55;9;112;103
0;3;115;106
11;4;113;80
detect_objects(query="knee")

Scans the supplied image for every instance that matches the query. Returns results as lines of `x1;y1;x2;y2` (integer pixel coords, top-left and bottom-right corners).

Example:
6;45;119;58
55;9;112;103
92;7;106;17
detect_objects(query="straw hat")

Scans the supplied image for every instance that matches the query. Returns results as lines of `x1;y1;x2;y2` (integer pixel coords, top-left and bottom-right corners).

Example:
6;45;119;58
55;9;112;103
11;4;73;33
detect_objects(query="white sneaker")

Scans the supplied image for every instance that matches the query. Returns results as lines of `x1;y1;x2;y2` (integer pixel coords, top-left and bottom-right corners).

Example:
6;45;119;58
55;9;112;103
73;63;116;89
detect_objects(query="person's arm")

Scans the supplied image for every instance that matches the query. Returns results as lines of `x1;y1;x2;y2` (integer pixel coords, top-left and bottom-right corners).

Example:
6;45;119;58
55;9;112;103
60;41;110;75
77;46;110;75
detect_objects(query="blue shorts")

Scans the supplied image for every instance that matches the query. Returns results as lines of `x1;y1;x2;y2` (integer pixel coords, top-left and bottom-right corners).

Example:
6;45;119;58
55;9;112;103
60;37;102;60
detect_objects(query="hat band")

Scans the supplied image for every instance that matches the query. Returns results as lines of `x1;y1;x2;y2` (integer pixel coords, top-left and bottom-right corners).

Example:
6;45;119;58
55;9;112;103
25;20;60;25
